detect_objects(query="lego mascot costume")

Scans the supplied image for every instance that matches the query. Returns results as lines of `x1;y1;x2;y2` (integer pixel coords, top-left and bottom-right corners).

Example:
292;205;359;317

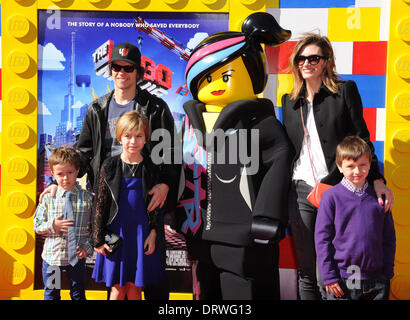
176;12;293;300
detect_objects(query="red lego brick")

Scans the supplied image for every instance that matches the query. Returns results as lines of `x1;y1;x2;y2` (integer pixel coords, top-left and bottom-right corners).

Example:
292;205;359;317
363;107;377;142
353;42;387;75
266;41;297;74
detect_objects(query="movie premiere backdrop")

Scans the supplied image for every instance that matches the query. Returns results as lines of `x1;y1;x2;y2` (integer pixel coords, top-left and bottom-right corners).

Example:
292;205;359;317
35;9;229;293
1;0;410;300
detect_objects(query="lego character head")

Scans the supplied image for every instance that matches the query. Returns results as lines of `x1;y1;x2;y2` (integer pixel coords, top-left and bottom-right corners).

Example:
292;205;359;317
185;12;291;109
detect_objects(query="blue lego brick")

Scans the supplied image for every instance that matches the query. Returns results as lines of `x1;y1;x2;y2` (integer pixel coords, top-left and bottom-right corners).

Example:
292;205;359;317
279;0;355;8
372;140;385;173
275;106;283;123
340;74;386;108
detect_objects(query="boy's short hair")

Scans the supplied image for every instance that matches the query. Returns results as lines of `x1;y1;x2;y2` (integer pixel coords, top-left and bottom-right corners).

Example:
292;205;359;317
115;111;150;142
336;136;372;166
49;145;81;171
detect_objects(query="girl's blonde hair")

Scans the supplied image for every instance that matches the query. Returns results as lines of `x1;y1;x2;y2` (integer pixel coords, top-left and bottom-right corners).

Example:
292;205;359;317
287;33;342;100
115;111;150;142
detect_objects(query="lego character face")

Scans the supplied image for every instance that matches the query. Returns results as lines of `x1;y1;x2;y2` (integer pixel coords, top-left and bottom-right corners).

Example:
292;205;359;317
197;57;257;109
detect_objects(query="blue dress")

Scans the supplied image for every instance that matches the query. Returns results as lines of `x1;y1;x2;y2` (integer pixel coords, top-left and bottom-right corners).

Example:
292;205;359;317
92;166;165;288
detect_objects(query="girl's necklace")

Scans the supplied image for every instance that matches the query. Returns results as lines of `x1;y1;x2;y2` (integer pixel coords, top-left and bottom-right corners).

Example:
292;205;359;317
121;154;142;177
125;162;139;177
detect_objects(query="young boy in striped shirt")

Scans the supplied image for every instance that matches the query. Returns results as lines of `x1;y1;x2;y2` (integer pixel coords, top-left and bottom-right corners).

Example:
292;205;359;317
34;145;94;300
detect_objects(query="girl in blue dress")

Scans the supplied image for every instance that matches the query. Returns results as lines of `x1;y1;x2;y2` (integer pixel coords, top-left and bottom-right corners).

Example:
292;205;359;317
92;111;166;300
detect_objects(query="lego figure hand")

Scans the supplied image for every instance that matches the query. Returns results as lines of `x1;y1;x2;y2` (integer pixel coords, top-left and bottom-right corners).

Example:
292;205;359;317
251;217;284;243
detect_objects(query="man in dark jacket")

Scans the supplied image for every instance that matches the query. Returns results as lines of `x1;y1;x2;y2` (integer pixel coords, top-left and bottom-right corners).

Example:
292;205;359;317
77;43;178;209
80;42;179;300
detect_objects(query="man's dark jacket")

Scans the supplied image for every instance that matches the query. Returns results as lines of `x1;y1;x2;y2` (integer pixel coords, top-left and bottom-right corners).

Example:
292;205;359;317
76;88;180;210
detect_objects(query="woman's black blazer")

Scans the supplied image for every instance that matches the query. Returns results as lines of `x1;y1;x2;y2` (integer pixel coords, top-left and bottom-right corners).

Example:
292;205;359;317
281;80;384;186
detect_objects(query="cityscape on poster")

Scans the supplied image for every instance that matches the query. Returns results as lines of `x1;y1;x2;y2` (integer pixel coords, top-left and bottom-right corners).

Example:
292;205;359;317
37;10;228;190
36;10;229;293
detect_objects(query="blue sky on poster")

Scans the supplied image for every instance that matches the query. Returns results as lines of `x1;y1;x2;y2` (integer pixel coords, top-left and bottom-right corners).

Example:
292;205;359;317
37;10;228;136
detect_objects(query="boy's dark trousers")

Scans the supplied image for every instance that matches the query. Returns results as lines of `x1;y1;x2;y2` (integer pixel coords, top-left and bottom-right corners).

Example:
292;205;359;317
42;259;86;300
326;277;391;300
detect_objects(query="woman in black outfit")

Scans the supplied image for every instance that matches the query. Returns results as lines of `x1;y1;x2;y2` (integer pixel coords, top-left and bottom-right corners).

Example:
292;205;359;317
281;33;394;300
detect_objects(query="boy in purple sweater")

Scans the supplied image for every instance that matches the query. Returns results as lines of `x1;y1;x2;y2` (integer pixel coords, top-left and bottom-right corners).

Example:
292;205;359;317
315;136;396;300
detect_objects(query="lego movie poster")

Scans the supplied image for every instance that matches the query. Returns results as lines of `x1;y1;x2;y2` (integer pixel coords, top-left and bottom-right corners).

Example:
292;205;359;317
36;9;228;293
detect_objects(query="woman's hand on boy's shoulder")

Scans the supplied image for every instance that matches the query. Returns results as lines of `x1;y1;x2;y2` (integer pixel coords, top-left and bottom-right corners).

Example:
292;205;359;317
373;179;394;213
326;281;344;298
39;184;58;203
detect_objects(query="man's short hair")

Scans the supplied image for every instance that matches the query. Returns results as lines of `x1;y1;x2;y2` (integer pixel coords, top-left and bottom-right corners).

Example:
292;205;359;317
336;136;372;166
115;111;150;142
49;145;81;171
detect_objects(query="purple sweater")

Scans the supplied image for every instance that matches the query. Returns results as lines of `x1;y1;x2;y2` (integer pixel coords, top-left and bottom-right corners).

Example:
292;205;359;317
315;182;396;285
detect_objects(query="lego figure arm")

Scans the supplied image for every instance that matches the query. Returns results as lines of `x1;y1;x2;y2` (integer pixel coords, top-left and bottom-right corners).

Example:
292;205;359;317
251;114;293;242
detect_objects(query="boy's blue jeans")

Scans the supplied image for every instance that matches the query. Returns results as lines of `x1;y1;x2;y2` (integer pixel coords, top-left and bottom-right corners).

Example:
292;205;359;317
42;259;86;300
326;277;390;300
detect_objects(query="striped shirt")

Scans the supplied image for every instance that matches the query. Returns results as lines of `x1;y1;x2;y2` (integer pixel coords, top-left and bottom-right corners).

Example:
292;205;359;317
341;177;369;197
33;184;94;266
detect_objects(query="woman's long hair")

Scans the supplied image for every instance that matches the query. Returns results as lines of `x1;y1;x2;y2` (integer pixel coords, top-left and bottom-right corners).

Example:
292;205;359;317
287;33;342;100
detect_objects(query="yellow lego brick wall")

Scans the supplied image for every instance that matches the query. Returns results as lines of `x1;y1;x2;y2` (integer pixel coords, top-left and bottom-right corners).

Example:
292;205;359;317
1;0;409;301
385;0;410;301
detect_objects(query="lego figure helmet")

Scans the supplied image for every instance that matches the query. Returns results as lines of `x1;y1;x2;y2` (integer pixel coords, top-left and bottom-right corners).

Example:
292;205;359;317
185;12;291;100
